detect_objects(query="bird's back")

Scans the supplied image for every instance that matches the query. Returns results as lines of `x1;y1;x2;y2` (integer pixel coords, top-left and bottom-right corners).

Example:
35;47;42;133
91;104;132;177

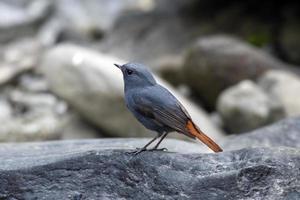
125;84;192;135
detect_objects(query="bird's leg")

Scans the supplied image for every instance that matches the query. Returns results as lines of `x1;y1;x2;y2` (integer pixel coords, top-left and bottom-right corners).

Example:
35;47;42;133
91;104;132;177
129;134;161;155
149;132;168;151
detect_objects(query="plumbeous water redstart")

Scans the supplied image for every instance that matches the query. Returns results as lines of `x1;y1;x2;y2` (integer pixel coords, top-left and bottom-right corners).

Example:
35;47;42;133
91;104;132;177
115;62;223;154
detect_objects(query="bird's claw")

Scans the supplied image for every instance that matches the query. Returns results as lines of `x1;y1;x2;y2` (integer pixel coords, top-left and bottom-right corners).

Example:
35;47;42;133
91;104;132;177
126;147;168;156
126;148;147;155
149;147;168;152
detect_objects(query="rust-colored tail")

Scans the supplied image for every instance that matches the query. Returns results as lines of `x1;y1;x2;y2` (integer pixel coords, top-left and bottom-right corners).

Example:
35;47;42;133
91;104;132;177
186;120;223;152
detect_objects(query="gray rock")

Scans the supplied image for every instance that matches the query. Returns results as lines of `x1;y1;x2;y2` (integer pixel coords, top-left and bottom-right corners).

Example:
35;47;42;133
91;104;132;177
39;0;153;45
157;55;185;87
61;112;102;140
217;80;284;133
37;17;63;46
0;38;42;86
182;35;298;109
0;139;299;199
258;70;300;117
41;44;224;140
0;0;51;42
18;73;49;93
0;98;12;120
99;0;202;68
0;90;67;142
0;63;32;86
223;117;300;150
58;0;150;33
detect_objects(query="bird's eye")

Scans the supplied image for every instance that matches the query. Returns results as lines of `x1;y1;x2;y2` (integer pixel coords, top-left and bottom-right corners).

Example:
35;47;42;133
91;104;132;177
126;69;133;75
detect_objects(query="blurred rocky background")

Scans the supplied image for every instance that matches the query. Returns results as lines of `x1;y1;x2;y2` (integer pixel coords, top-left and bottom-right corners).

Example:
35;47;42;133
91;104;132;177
1;0;300;199
0;0;299;141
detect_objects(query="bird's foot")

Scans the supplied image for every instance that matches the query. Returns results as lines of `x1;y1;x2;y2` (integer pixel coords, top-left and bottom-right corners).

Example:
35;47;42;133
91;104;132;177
127;147;147;155
148;147;168;152
126;147;168;156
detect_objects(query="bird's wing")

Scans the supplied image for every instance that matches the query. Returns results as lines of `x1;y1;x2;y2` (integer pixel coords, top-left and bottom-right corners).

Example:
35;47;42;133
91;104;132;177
131;87;223;152
132;90;195;138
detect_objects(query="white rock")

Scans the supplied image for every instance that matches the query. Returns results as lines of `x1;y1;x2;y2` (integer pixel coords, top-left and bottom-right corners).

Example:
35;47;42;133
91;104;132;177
40;44;224;145
259;70;300;117
217;80;284;133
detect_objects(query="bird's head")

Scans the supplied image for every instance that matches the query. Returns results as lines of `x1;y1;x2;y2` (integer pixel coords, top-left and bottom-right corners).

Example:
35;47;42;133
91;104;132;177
114;62;157;90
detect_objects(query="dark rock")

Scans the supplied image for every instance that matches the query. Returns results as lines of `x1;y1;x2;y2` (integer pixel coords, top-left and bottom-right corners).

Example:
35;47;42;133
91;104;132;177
182;35;299;109
0;139;299;199
223;117;300;150
280;20;300;65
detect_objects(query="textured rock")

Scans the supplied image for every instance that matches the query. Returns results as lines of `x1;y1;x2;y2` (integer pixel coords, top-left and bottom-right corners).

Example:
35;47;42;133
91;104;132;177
258;70;300;117
0;139;299;199
223;117;300;150
41;44;224;140
182;35;298;109
217;80;284;133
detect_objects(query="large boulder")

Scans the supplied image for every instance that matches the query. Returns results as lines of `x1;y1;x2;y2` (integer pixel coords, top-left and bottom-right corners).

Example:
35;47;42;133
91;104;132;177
258;70;300;117
40;44;224;140
217;80;284;133
182;35;299;109
0;139;299;199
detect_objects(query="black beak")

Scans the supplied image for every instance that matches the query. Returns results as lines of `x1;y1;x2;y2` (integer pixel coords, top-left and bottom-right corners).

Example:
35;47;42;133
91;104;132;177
114;63;121;69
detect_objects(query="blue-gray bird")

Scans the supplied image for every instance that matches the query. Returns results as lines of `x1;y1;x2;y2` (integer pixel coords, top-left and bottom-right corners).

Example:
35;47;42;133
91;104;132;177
115;62;223;154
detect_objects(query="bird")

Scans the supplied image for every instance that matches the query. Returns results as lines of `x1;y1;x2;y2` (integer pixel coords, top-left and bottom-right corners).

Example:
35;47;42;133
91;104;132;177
114;62;223;154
